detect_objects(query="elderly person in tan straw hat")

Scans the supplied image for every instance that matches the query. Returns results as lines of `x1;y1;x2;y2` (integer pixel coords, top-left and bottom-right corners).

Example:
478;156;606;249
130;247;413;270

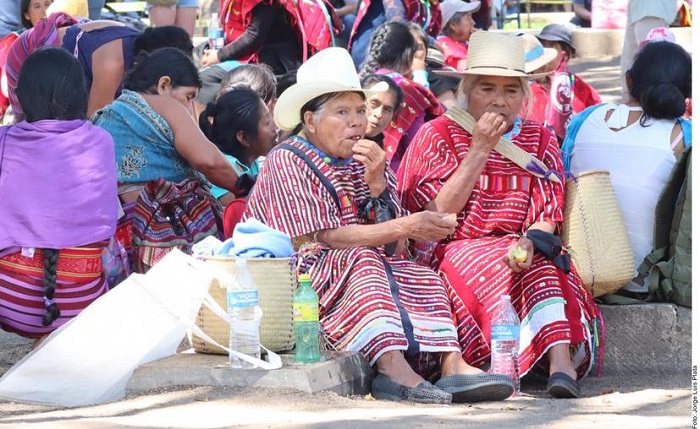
242;47;515;404
398;32;599;399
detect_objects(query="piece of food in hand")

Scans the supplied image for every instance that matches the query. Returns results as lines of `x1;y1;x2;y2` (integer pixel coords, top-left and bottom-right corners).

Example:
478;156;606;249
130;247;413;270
509;246;528;263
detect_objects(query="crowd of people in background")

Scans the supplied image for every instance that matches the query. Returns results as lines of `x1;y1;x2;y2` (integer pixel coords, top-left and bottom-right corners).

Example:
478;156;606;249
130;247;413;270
0;0;692;406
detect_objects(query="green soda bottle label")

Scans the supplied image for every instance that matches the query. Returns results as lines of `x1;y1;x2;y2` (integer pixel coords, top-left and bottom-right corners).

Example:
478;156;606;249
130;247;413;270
293;303;319;322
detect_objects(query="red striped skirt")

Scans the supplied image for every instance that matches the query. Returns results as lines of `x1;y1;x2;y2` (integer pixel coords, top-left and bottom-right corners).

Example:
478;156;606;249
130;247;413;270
437;235;598;379
0;247;109;339
305;246;465;376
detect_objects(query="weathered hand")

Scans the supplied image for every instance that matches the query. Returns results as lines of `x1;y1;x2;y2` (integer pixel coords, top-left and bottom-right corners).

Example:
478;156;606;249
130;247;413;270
502;236;534;273
201;49;221;67
471;111;508;154
403;212;457;241
353;139;387;196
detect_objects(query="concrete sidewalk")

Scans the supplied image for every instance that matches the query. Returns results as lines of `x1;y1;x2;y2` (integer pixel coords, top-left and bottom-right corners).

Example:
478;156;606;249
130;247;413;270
117;304;690;397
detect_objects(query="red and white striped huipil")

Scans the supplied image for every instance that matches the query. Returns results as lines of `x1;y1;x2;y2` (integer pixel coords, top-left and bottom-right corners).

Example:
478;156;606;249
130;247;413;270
398;116;599;379
243;138;484;369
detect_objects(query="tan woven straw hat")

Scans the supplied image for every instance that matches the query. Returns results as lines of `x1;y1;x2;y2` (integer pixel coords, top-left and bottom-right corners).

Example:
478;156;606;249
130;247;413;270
434;31;528;77
274;47;388;131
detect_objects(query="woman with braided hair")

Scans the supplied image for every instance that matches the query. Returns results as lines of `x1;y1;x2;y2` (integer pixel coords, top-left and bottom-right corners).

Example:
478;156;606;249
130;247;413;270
360;21;443;172
348;0;442;69
0;48;118;341
199;85;277;207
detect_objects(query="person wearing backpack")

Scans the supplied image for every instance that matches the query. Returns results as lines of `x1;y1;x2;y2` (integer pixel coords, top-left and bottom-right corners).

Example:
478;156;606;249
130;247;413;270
634;145;691;307
562;41;692;297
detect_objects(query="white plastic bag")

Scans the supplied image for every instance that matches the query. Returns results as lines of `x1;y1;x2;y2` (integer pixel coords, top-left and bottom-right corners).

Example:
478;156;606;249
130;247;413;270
0;250;214;407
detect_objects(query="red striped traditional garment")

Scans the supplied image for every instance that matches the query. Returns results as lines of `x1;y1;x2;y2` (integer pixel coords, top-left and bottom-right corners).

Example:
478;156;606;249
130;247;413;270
397;116;599;379
0;247;108;339
243;138;483;369
115;199;183;275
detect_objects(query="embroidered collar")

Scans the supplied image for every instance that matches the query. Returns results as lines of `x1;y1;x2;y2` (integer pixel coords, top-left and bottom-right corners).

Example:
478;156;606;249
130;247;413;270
291;133;352;166
503;116;523;140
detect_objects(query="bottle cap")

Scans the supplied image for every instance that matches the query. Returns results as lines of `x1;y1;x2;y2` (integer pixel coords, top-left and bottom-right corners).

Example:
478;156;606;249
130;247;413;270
298;273;311;283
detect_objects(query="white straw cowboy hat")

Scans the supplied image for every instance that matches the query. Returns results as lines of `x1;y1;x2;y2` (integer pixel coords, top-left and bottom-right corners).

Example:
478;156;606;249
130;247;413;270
440;0;481;30
518;32;559;75
434;31;529;77
274;47;389;131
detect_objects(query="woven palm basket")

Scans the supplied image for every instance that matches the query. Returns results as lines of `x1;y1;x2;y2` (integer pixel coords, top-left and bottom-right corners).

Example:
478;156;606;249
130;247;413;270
561;170;635;297
192;256;296;354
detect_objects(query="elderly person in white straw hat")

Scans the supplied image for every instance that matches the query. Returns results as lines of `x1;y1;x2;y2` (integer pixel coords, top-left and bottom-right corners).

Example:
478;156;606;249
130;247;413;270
242;47;515;404
398;32;600;399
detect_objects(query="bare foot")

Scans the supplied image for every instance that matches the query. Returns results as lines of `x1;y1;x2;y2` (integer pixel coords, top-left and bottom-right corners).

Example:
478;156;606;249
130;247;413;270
375;350;425;387
440;351;484;377
547;344;577;380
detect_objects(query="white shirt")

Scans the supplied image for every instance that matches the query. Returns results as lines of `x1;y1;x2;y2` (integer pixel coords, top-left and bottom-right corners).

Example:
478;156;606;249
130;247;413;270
569;103;677;292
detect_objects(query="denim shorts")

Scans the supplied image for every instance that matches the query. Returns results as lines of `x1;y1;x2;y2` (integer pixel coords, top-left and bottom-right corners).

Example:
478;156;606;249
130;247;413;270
146;0;199;10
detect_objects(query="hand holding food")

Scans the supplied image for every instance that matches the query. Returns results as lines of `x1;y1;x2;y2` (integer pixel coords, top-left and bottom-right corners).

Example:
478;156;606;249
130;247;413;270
503;236;534;273
509;246;528;263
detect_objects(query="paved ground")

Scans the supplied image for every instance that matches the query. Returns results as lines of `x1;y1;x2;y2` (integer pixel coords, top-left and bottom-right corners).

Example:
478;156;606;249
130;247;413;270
569;55;623;104
0;371;692;428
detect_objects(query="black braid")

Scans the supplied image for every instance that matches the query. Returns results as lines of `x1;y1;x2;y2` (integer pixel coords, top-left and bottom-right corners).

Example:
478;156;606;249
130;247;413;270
359;24;391;77
359;22;417;78
42;249;61;326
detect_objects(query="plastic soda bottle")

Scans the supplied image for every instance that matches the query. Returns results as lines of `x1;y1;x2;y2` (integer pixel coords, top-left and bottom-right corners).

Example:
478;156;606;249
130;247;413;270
208;12;225;50
293;273;322;363
227;259;262;369
490;295;520;395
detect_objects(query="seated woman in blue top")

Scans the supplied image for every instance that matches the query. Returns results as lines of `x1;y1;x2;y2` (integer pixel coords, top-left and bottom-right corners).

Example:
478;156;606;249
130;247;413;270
94;47;242;273
199;85;277;206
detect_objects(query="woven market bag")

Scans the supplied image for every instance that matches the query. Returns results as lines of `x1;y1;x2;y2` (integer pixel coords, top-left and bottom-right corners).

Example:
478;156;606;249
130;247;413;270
192;256;296;354
561;170;635;297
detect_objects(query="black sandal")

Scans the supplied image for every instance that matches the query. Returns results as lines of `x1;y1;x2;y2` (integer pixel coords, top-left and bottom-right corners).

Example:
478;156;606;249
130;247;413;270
435;373;515;403
547;372;580;398
371;374;452;404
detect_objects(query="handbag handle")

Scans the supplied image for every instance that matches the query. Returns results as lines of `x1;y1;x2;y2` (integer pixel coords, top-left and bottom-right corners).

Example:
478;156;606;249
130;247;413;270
190;292;282;370
443;107;561;184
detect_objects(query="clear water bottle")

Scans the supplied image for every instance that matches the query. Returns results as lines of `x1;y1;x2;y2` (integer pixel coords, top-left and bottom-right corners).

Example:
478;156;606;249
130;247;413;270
293;273;321;363
208;12;225;50
490;295;520;395
227;259;261;369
